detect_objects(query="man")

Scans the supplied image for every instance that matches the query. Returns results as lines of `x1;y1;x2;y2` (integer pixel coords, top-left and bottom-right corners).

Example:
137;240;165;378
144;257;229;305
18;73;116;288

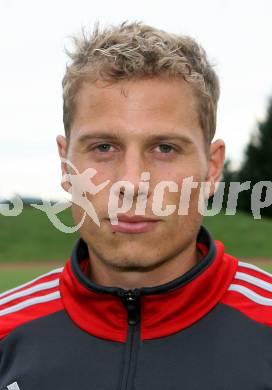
0;22;272;390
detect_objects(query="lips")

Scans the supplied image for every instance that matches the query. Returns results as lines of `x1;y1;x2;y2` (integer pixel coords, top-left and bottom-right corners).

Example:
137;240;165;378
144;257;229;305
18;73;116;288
108;214;160;234
117;214;159;223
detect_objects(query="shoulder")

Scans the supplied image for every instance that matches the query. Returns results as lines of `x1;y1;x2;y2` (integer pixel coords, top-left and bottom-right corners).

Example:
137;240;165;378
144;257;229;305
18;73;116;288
0;266;64;340
220;260;272;327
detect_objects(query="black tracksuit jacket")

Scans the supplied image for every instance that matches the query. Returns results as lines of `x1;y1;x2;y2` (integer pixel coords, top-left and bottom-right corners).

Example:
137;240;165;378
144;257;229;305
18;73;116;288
1;225;272;390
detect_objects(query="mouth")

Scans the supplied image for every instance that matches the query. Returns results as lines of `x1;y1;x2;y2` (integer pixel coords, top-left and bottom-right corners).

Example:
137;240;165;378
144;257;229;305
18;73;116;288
106;216;160;234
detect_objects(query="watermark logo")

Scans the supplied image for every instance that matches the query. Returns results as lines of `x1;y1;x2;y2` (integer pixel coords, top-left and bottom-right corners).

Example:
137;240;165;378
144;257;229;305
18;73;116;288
1;159;272;233
31;158;110;232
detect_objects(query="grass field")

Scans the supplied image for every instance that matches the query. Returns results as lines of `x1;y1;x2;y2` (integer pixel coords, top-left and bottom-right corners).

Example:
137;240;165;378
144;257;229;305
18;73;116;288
0;205;271;293
204;212;272;259
0;205;78;262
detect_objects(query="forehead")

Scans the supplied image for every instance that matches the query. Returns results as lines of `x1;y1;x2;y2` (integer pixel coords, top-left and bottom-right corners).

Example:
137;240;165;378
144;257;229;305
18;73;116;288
70;77;203;143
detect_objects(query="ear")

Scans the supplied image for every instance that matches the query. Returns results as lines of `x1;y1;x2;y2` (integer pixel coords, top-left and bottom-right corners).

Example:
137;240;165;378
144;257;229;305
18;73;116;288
56;135;71;193
205;139;225;198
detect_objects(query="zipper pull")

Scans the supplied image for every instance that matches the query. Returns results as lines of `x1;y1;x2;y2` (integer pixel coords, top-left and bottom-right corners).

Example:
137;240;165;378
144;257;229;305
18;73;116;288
118;289;141;325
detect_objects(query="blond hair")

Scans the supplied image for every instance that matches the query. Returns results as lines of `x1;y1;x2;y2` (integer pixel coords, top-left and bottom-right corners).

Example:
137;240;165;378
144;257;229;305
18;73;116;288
62;22;220;146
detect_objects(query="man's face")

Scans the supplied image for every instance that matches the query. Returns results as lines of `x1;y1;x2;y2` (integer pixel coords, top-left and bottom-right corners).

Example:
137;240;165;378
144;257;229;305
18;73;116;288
57;77;224;271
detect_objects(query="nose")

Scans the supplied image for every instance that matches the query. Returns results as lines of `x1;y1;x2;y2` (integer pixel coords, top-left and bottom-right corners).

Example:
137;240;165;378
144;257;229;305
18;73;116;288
116;148;150;201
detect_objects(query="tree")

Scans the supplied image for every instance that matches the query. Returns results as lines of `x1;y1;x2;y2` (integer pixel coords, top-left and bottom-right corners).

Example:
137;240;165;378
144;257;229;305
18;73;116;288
236;98;272;218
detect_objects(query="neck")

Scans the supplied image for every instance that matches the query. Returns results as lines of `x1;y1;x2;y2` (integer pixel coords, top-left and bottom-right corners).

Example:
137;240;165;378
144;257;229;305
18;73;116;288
87;243;203;290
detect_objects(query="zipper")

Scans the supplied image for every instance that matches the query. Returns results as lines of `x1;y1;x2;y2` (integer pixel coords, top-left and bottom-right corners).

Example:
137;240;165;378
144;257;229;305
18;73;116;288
118;289;141;325
117;289;141;390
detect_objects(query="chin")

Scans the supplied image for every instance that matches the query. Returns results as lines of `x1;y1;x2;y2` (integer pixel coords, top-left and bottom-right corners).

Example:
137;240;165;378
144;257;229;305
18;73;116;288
101;250;166;272
108;260;161;273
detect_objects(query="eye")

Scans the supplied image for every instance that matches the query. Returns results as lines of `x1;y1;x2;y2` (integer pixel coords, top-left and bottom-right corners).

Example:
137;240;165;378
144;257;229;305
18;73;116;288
155;144;175;153
93;143;113;152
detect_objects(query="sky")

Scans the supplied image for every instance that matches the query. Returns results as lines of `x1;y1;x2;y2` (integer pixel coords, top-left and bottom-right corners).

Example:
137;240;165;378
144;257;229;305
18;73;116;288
0;0;272;200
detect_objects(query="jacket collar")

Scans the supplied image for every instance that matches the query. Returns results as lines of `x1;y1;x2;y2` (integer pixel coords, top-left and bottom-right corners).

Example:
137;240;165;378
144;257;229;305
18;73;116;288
60;225;237;342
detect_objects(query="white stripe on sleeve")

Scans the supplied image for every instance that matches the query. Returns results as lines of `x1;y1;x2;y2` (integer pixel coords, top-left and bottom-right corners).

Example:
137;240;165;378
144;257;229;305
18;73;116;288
0;279;60;306
0;291;61;317
228;284;272;306
238;261;272;279
235;272;272;293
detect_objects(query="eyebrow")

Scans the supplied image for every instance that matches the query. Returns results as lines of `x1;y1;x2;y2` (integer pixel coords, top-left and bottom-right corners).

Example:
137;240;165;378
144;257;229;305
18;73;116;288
77;131;194;146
